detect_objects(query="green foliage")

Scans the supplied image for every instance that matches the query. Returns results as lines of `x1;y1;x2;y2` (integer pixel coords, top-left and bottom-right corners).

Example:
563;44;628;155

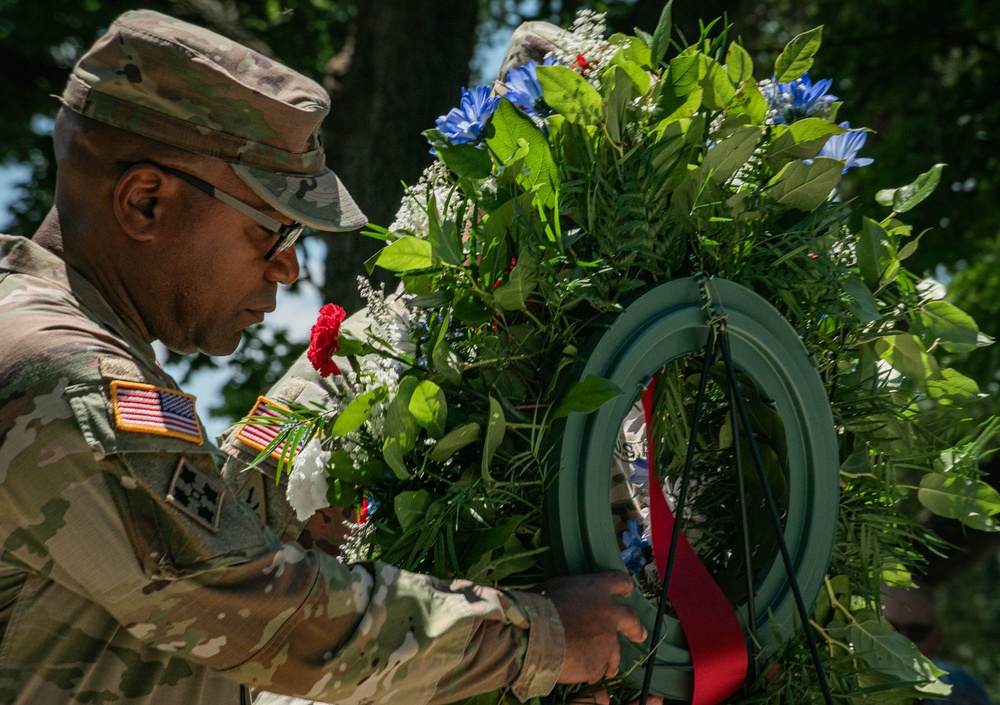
273;12;997;705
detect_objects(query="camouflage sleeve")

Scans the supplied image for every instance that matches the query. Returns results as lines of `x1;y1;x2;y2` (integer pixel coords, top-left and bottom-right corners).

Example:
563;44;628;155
3;349;563;703
495;21;569;82
211;297;573;701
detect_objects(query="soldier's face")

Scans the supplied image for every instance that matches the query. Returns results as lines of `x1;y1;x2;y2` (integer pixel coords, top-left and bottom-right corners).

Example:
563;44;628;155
153;163;300;356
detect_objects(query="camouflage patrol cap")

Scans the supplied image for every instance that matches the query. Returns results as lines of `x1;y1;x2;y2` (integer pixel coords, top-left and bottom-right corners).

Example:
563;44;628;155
60;9;366;232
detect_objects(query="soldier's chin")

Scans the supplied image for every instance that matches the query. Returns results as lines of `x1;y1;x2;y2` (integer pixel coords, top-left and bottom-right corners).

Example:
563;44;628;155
198;333;244;357
161;331;242;357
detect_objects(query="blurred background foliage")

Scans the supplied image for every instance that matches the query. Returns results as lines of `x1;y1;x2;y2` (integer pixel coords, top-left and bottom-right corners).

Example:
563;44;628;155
3;0;1000;698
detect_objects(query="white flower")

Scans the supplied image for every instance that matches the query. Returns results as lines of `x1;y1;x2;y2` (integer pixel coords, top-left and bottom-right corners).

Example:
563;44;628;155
389;162;465;237
286;438;331;521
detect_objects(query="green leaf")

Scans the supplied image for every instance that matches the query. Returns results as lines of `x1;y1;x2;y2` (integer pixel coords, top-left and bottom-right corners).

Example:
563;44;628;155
728;80;768;124
668;53;702;95
424;130;493;180
875;333;940;382
700;56;736;111
453;290;493;326
479;190;534;288
769;118;846;162
330;388;385;437
429;422;481;462
437;144;492;180
649;0;673;66
382;439;408;479
826;619;942;686
611;32;653;71
394;489;432;529
374;236;434;273
486;100;558;205
535;65;603;125
482;396;506;480
408;379;447;438
432;325;463;386
382;376;420;478
875;164;945;213
725;42;753;85
841;276;882;322
917;300;983;353
603;66;635;145
462;514;525;567
701;125;762;184
773;26;823;82
856;217;897;290
918;473;1000;523
896;231;923;262
427;195;464;266
473;535;540;583
926;368;980;403
552;375;624;419
766;157;842;211
840;447;872;478
327;450;385;486
813;574;850;626
610;47;651;94
326;478;358;508
651;85;702;125
336;329;369;358
494;255;538;311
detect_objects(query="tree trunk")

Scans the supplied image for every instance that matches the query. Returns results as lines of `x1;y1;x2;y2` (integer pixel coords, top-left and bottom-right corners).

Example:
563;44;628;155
321;0;479;313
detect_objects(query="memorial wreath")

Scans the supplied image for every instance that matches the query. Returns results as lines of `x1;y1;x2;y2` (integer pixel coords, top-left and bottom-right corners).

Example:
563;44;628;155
248;7;1000;705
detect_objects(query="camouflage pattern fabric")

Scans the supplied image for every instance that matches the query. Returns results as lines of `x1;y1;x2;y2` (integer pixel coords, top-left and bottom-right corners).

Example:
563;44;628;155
495;21;569;84
61;9;365;232
0;234;564;704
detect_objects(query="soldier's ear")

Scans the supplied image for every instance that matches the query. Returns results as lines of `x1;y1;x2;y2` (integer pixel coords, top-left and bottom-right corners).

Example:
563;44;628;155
113;163;179;242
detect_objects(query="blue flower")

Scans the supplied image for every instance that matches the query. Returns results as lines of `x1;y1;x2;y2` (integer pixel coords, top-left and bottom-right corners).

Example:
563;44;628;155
504;56;560;119
435;85;500;146
764;73;837;124
620;518;650;573
812;121;874;173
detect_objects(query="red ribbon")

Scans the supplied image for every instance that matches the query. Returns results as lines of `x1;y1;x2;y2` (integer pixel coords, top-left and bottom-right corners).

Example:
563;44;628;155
642;380;747;705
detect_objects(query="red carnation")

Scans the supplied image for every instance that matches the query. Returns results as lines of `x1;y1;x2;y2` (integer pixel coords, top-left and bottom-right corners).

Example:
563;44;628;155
307;303;347;377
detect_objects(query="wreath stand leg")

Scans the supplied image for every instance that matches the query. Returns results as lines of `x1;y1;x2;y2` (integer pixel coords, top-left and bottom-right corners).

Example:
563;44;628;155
719;322;835;705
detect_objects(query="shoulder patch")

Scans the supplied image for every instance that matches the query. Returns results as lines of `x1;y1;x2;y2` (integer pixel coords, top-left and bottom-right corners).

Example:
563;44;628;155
110;380;204;445
235;396;302;461
167;458;225;531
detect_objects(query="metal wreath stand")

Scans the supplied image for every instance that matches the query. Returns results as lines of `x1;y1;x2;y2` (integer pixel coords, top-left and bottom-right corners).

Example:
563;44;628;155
547;276;840;703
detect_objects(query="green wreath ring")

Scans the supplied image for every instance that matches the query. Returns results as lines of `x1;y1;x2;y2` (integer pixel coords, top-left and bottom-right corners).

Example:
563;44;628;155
548;277;840;699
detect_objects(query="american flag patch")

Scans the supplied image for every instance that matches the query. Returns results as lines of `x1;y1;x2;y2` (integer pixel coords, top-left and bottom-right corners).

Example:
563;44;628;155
110;381;203;445
236;396;303;461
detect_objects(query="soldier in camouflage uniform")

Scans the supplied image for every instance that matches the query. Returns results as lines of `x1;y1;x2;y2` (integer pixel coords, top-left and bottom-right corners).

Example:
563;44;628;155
0;9;649;705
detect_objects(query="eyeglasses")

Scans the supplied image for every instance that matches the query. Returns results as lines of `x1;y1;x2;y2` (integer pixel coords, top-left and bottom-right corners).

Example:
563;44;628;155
130;162;305;261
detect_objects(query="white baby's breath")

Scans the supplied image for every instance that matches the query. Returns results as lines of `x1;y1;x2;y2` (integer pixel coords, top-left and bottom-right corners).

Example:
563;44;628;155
388;162;467;237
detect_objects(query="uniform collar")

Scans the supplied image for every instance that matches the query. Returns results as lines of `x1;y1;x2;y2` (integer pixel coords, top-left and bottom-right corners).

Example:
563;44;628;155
0;234;159;365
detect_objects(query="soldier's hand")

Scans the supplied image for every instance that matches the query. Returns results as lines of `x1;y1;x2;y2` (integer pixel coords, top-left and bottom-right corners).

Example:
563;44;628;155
541;571;647;684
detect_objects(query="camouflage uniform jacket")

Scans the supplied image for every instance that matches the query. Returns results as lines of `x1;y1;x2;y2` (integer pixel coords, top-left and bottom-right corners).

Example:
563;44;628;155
0;234;564;704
